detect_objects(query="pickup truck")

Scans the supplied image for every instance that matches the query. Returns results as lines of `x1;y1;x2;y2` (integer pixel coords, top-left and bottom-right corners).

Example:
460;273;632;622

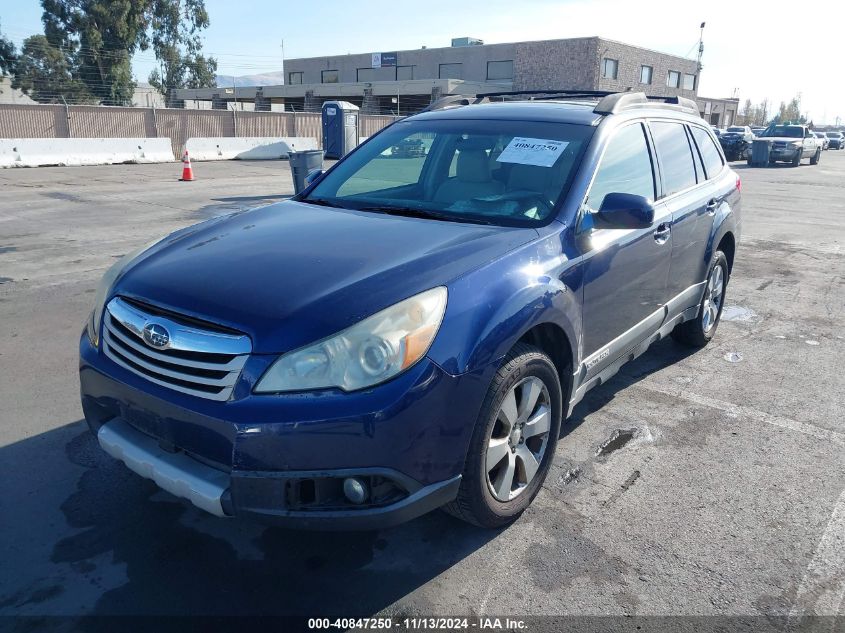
755;124;821;166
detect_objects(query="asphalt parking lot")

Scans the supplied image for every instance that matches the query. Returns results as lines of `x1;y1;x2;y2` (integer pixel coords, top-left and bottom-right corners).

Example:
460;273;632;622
1;155;844;628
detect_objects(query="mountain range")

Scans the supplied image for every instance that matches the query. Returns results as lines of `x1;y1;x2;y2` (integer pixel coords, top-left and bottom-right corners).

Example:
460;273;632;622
215;72;285;88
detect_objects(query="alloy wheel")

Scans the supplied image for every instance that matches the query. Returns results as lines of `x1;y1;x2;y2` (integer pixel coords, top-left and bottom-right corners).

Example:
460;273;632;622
486;376;551;502
702;263;725;333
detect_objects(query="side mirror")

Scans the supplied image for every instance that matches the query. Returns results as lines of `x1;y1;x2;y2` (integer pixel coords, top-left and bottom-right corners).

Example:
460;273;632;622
304;169;324;187
595;193;655;229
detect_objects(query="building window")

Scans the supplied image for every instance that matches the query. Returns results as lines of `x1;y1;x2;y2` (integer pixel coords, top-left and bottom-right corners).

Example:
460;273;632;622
356;68;375;82
683;73;696;91
321;70;339;84
396;65;414;81
486;60;514;81
288;72;303;85
439;63;463;79
602;58;619;80
639;65;653;85
667;70;681;88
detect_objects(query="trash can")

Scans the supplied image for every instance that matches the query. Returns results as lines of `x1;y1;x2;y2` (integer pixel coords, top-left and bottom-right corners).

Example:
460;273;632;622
749;139;770;167
289;149;324;195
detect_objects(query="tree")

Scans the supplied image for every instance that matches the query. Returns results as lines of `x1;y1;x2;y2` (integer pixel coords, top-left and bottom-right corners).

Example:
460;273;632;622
772;94;804;124
0;20;17;75
740;98;753;125
11;34;95;103
38;0;216;106
146;0;216;108
759;98;769;125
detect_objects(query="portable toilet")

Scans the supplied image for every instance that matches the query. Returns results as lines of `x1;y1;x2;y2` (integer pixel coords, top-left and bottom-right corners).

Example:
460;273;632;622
322;101;359;159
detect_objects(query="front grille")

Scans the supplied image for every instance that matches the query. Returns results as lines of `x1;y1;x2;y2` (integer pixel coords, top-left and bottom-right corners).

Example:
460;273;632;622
102;297;251;401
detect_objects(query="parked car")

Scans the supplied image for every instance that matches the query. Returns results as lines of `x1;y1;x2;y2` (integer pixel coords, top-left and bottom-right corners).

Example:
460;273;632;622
81;91;741;529
390;138;427;158
813;131;830;150
719;125;754;161
826;131;844;150
755;124;822;166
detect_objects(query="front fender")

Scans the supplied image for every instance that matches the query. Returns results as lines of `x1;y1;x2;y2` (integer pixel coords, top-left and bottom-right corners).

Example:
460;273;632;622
427;231;583;377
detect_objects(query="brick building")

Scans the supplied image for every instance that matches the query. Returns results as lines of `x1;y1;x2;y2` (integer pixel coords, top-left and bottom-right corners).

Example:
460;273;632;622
176;36;703;115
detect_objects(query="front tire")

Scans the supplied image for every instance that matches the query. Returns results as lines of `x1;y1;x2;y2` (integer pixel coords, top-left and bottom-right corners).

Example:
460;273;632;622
810;148;821;165
792;150;802;167
671;251;729;348
444;343;563;528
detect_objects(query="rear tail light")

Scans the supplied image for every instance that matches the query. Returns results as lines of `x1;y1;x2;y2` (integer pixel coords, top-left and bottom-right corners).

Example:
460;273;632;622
736;175;742;192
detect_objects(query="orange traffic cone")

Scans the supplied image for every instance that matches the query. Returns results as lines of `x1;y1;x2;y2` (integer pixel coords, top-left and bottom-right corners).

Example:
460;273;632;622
179;150;195;181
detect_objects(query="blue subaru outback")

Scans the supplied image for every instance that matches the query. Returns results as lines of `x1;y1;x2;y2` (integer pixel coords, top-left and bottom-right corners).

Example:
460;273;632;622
80;91;741;529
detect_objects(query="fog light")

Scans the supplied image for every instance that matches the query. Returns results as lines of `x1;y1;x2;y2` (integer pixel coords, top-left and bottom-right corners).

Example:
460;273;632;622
343;477;368;505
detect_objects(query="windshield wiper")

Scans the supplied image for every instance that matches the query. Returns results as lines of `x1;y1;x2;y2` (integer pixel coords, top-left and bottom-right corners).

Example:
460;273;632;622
302;197;344;208
356;205;495;225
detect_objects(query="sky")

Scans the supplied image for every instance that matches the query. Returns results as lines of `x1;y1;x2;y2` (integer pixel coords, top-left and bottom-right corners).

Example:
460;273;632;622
2;0;844;124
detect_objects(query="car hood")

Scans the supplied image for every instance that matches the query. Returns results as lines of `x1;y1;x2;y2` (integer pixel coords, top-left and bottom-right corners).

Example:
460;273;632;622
114;200;538;354
758;136;803;143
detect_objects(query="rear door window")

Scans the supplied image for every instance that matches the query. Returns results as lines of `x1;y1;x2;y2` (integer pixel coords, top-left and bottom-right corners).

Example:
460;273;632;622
586;123;655;210
689;126;725;179
650;121;698;196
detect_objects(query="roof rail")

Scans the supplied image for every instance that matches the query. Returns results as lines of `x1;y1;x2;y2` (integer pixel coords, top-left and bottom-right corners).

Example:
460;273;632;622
594;92;699;115
419;90;700;117
476;89;615;99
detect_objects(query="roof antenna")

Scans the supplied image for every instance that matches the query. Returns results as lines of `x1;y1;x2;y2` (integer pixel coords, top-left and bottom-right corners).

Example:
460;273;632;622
697;22;705;72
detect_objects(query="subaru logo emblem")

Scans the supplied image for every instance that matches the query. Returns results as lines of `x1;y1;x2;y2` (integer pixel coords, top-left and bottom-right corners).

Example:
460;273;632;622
142;322;170;349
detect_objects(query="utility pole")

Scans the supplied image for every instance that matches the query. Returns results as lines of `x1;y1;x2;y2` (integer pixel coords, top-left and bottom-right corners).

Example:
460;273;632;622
697;22;705;72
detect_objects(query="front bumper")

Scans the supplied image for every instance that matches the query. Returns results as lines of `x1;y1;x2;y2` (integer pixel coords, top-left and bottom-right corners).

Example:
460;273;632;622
769;147;801;161
80;332;493;528
97;417;461;529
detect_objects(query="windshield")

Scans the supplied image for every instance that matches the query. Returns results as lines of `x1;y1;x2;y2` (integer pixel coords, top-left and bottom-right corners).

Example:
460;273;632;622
303;118;594;226
727;127;744;132
762;125;803;138
827;132;843;138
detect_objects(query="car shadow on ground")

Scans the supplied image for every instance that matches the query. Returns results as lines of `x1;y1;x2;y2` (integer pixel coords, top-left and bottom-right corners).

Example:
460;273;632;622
0;338;696;626
0;420;499;625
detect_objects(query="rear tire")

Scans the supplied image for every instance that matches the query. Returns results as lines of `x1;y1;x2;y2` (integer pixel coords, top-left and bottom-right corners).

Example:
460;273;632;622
671;251;729;348
443;343;563;528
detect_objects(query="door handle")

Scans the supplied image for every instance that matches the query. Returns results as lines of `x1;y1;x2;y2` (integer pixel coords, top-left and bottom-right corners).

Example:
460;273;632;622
653;222;671;244
705;198;718;215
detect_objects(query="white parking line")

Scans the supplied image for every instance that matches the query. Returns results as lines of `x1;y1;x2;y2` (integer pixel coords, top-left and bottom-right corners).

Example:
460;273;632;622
637;383;845;446
791;489;845;617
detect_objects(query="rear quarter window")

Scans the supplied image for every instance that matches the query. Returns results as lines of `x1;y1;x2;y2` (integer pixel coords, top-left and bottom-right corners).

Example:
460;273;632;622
689;126;725;179
650;121;698;196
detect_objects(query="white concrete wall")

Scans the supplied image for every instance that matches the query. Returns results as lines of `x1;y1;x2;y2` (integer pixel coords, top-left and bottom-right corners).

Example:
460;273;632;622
184;137;318;161
0;138;174;168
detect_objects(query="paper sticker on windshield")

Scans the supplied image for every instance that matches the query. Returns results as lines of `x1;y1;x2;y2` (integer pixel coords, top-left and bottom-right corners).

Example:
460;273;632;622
496;138;569;167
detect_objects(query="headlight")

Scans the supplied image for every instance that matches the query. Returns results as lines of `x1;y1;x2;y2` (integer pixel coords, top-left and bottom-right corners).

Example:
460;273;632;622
86;237;165;346
254;287;448;393
790;141;802;148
